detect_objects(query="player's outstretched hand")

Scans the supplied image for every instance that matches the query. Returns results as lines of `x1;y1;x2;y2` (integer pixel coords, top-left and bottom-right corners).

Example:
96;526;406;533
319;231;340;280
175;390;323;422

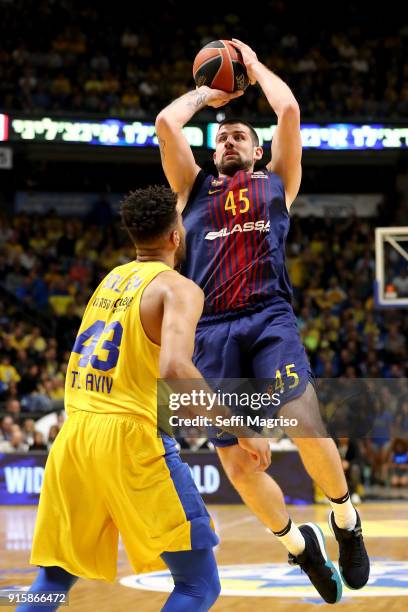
196;85;244;108
237;437;271;471
229;39;259;85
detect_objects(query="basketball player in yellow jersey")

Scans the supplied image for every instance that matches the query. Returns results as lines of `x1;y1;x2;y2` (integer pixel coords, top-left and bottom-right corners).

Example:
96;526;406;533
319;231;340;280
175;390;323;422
18;186;270;612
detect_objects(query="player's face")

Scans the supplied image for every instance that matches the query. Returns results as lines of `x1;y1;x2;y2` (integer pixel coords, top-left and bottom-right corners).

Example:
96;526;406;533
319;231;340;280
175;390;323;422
214;124;260;176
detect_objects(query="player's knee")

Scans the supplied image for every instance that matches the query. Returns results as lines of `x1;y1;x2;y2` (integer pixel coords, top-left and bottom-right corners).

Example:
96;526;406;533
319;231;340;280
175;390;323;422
172;564;221;610
226;463;259;492
222;456;252;483
164;549;220;610
203;569;222;608
284;405;328;438
280;383;328;438
219;447;259;484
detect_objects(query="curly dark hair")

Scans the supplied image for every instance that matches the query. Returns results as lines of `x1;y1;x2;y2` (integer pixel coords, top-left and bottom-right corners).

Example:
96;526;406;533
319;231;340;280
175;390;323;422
121;185;178;244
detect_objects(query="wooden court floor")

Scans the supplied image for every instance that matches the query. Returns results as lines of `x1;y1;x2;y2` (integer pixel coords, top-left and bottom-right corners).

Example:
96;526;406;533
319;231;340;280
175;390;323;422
1;503;407;611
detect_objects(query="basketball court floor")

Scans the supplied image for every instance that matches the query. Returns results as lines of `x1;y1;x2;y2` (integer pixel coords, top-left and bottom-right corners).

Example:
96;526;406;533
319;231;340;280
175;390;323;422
1;502;407;611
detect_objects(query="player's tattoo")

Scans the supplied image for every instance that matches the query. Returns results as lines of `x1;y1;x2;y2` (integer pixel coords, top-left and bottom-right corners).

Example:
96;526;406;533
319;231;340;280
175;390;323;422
164;90;208;114
158;136;166;162
185;90;208;110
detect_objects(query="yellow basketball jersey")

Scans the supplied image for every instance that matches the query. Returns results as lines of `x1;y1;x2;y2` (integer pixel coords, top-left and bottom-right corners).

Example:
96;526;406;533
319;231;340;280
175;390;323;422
65;260;173;427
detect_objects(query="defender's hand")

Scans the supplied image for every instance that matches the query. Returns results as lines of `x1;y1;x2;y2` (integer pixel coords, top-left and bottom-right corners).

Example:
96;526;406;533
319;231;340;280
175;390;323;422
229;39;260;85
237;437;271;471
196;85;243;108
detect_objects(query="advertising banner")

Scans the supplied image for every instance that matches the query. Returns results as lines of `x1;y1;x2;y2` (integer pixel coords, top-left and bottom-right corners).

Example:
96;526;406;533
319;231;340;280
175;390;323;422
0;450;313;506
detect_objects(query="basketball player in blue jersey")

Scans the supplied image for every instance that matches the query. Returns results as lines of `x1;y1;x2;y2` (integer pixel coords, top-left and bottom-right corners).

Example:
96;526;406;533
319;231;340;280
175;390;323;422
156;39;370;604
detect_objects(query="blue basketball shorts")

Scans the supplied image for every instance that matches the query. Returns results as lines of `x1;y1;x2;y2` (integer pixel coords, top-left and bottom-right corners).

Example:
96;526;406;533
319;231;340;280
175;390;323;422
193;297;313;446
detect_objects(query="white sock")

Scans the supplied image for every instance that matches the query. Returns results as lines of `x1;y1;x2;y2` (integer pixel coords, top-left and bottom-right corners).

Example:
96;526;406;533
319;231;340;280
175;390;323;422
270;519;305;556
329;492;357;530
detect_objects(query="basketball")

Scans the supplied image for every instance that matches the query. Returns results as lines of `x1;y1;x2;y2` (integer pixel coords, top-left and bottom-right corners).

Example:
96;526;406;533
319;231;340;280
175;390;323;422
193;40;249;93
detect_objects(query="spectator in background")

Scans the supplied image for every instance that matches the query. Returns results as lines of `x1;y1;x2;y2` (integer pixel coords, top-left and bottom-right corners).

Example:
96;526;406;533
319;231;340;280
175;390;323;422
383;324;406;363
0;353;21;386
26;326;47;354
29;431;48;452
45;379;65;406
121;28;139;51
394;398;408;438
18;364;41;397
22;271;49;310
22;417;36;446
8;322;30;352
385;438;408;487
366;400;394;485
68;257;92;287
56;222;77;259
378;386;399;419
0;425;29;453
22;389;53;414
5;398;21;419
48;278;75;316
4;263;26;296
19;247;37;272
0;415;14;441
43;347;59;378
14;349;34;378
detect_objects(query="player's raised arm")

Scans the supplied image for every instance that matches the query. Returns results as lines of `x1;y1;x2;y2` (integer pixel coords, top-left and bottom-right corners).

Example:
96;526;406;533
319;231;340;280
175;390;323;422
230;39;302;208
155;87;243;210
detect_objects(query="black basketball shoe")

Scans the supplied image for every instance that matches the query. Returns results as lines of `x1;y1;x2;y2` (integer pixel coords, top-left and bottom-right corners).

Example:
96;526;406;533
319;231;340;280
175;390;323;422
288;523;342;604
329;509;370;589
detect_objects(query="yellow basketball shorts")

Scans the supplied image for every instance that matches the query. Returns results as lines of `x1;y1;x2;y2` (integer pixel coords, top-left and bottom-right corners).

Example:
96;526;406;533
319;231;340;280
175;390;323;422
30;411;218;581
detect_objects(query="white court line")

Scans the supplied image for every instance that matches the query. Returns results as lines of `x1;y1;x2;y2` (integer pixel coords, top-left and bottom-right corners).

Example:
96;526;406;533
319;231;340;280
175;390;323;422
218;515;259;532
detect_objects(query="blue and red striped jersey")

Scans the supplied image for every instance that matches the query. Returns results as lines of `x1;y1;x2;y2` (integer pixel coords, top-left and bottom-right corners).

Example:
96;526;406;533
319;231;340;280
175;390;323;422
181;168;293;315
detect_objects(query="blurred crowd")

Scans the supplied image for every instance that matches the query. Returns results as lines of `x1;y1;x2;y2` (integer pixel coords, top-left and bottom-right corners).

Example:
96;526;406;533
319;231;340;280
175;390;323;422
1;0;408;119
0;200;407;496
288;216;407;378
0;411;63;454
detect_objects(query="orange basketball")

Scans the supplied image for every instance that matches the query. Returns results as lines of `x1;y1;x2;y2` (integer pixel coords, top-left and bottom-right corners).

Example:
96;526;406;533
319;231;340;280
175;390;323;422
193;40;249;93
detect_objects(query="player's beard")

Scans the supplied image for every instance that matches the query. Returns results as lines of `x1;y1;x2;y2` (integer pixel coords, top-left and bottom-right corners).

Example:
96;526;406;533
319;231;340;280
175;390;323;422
217;154;252;176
